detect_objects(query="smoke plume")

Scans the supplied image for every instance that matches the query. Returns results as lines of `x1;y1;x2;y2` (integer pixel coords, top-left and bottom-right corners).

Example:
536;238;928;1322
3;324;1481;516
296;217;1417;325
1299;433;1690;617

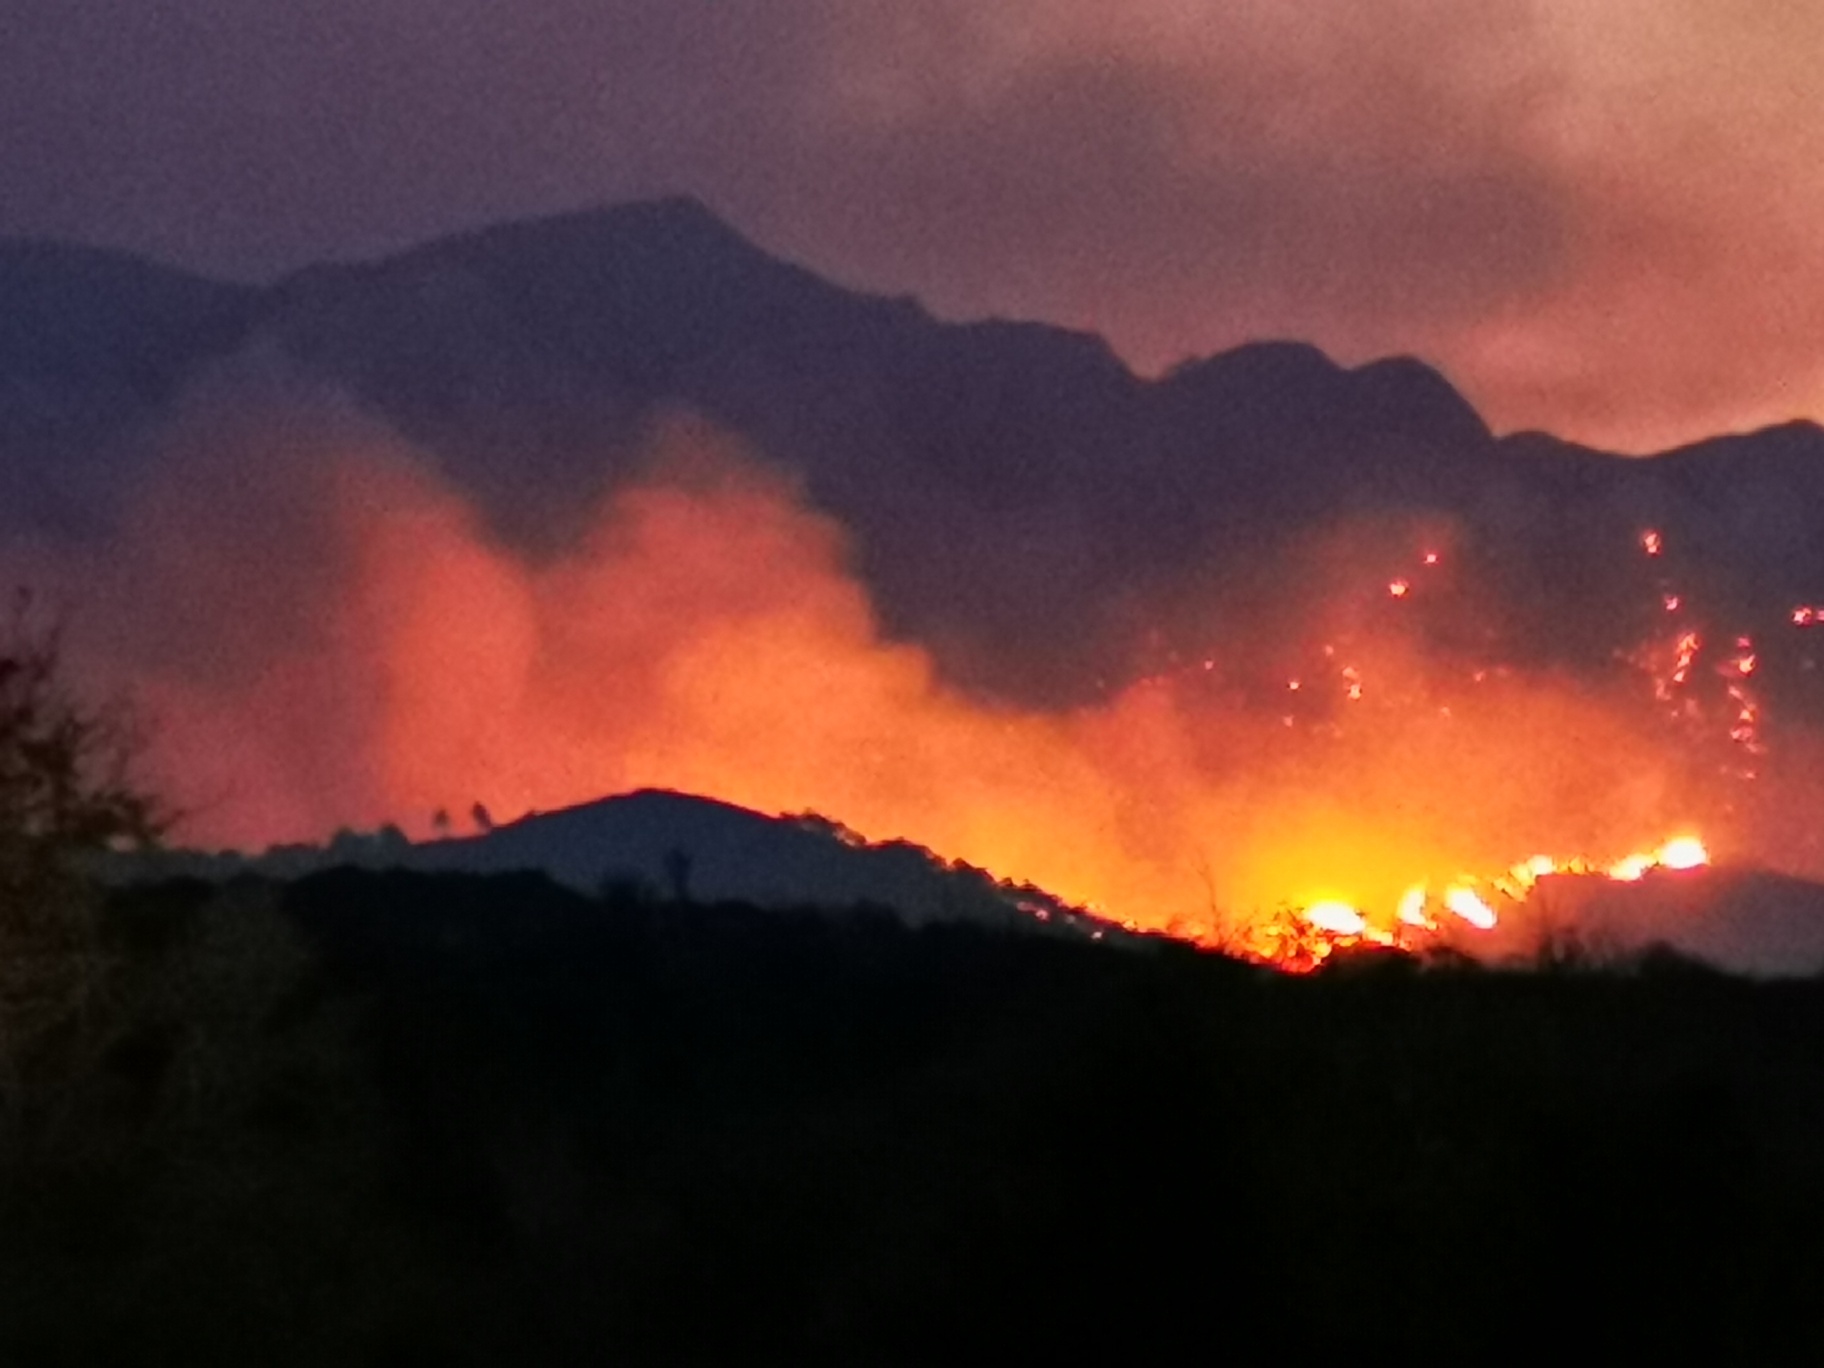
8;354;1749;950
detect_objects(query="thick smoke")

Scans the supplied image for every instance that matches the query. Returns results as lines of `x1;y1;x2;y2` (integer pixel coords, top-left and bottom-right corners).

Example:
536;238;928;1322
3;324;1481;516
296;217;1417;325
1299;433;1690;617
8;355;1740;947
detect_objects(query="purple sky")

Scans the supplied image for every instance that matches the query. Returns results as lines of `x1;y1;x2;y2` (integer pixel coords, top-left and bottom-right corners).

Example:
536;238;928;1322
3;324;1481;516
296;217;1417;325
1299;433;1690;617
5;0;1821;450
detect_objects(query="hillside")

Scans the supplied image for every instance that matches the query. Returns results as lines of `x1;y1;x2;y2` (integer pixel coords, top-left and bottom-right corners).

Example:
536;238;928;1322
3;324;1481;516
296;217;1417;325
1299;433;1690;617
106;788;1124;944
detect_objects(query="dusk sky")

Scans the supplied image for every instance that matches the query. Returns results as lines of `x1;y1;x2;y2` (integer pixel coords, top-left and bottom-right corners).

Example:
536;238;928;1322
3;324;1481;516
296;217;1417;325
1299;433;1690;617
4;1;1819;450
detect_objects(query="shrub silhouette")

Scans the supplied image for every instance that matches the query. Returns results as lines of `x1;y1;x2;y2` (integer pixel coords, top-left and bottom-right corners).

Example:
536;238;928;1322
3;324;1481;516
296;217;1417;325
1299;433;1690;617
0;593;164;1157
0;594;161;885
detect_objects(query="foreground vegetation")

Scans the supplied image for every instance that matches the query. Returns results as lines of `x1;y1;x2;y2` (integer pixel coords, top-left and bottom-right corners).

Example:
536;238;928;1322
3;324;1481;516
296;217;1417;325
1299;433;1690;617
1;869;1822;1363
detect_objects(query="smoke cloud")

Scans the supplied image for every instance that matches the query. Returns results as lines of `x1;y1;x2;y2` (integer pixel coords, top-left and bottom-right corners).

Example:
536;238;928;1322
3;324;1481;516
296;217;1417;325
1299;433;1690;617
8;355;1750;951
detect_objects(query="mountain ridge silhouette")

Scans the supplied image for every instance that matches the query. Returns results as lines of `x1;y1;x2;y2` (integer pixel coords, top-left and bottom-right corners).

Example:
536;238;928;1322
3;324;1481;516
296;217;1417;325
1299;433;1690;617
5;198;1824;705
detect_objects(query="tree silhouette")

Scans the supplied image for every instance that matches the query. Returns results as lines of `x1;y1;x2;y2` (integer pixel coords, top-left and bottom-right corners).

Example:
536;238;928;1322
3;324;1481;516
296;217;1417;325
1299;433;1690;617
0;594;162;892
0;594;164;1154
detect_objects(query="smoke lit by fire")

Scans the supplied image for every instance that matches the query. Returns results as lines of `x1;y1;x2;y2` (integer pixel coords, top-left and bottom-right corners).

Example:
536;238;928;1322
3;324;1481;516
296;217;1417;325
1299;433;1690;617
17;375;1817;971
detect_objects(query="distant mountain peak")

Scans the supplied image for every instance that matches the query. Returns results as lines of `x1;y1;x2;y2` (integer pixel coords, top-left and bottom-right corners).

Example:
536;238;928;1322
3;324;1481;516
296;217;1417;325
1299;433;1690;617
465;194;756;254
1156;340;1488;450
1347;354;1492;447
1162;339;1341;390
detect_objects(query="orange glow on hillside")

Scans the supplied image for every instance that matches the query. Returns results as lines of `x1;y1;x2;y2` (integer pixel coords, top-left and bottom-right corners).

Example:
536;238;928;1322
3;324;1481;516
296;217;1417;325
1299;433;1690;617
55;419;1749;972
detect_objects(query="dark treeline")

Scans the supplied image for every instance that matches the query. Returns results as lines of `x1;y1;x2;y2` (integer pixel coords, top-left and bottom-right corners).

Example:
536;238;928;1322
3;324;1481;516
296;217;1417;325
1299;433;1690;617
2;869;1822;1363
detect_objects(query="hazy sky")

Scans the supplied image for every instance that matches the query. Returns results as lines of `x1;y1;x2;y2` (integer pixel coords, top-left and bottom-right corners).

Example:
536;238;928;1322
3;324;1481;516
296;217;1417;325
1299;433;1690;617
3;0;1820;449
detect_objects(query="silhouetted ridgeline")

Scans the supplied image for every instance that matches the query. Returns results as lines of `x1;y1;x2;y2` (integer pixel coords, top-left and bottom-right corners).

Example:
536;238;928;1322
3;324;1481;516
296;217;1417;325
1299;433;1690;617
1;868;1821;1362
96;788;1129;946
9;200;1824;706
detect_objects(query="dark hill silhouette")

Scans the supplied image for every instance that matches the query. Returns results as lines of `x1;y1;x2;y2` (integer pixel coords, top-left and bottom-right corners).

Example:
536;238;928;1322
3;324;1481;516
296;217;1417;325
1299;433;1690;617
9;865;1824;1361
6;200;1824;706
101;787;1132;947
102;785;1824;976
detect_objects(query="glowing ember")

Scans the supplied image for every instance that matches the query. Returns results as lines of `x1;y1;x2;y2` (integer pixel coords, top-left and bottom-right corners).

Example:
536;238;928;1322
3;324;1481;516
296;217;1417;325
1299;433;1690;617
1728;683;1762;750
1642;529;1664;556
1388;579;1411;598
1668;630;1701;689
1422;551;1440;567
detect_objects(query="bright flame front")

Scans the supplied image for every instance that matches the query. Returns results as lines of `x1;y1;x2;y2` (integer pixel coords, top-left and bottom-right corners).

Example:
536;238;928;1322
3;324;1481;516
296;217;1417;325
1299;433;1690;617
1241;835;1711;970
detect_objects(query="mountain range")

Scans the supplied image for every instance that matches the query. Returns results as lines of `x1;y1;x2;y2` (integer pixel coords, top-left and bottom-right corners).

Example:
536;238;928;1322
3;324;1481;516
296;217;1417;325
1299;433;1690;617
5;197;1824;711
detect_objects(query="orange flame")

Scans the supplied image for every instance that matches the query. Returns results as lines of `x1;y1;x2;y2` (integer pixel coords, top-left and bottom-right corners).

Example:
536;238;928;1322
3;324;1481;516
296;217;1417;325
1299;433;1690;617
1252;833;1712;969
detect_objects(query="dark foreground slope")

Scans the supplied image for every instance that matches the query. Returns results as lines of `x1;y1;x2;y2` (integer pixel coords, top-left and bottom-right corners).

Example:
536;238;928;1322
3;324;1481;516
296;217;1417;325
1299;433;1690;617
3;870;1823;1363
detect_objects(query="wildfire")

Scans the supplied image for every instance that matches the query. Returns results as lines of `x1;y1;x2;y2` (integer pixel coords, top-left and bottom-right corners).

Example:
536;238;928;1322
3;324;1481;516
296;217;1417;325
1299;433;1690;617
1303;900;1369;936
1259;837;1712;970
1443;886;1499;929
1396;885;1433;928
95;434;1763;984
1657;837;1710;870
